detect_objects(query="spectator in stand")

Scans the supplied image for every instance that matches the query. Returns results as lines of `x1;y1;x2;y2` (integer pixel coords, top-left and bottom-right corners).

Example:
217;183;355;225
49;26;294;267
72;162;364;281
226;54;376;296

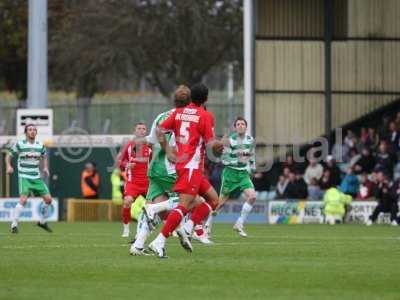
282;154;302;174
344;130;356;149
386;121;399;153
395;111;400;129
393;161;400;181
365;127;380;150
308;178;324;200
286;171;308;199
285;172;297;199
320;169;335;190
332;140;350;163
304;157;323;185
357;172;375;200
282;166;291;179
324;155;342;186
339;166;359;198
294;171;308;199
367;171;399;226
360;127;368;145
348;148;361;168
81;162;100;199
378;115;391;141
354;148;376;174
252;168;270;201
375;142;395;176
275;175;289;199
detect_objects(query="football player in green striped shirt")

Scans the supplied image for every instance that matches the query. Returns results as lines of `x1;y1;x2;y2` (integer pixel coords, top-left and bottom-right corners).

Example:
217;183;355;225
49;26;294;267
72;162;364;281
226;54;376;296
216;117;257;237
6;124;54;233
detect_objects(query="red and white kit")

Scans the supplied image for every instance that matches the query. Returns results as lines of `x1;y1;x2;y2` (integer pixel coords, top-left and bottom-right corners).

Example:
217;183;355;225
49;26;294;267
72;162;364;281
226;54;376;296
119;141;151;198
160;103;215;196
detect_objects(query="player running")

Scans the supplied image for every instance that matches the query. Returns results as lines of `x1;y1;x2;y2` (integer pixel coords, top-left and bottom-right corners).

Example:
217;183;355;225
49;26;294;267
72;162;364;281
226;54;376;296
129;85;191;255
119;122;151;238
6;124;54;233
214;117;256;237
147;83;223;258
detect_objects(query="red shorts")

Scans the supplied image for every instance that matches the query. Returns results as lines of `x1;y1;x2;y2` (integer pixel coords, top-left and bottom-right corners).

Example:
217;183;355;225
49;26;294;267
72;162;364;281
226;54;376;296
124;181;148;198
173;168;211;196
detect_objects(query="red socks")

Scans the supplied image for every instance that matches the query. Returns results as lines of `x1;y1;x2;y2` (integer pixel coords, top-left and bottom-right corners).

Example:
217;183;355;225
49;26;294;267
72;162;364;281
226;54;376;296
161;205;188;238
122;207;131;224
191;202;212;225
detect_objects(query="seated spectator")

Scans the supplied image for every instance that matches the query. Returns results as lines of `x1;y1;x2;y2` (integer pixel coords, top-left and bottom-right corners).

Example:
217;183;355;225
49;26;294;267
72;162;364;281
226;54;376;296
344;130;356;149
356;172;375;200
282;166;291;179
367;171;399;226
253;169;270;201
331;141;350;163
348;147;361;168
304;158;323;184
324;155;342;186
378;115;390;142
323;187;352;224
275;175;289;199
395;111;400;129
354;147;376;174
360;127;368;145
393;161;400;181
281;155;298;173
365;127;380;150
375;142;395;176
286;171;308;199
308;178;324;200
386;121;399;153
339;167;359;198
320;169;335;190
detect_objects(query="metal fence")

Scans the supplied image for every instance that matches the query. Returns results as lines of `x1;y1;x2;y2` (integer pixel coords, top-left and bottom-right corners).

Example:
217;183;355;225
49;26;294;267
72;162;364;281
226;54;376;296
0;93;243;136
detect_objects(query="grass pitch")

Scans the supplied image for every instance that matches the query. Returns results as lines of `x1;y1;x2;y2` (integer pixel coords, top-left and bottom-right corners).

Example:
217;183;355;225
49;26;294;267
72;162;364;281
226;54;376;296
0;222;399;300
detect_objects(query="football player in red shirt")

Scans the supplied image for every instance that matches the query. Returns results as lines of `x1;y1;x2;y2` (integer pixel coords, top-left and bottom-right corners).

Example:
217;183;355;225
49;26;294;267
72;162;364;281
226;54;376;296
119;122;152;237
148;83;222;257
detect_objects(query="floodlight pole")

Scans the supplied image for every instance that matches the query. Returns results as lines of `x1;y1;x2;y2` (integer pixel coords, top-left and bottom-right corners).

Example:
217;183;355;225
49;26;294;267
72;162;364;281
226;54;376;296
27;0;48;108
243;0;255;136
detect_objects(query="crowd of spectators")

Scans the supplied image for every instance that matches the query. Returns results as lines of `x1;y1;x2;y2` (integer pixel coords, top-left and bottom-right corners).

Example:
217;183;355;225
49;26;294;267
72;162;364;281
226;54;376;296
272;112;400;202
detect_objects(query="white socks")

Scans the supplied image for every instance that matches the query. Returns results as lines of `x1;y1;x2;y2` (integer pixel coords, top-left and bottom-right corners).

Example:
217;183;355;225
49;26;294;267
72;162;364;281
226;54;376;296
236;202;253;226
11;203;24;228
148;198;176;214
204;214;213;235
153;233;166;247
39;203;50;225
133;213;150;249
183;219;194;234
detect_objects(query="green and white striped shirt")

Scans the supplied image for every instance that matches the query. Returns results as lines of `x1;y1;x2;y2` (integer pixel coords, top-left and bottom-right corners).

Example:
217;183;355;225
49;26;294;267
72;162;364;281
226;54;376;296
9;139;46;180
222;132;256;173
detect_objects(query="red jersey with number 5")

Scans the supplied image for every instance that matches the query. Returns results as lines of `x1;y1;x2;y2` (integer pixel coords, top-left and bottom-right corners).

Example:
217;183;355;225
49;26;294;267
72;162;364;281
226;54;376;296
159;103;215;172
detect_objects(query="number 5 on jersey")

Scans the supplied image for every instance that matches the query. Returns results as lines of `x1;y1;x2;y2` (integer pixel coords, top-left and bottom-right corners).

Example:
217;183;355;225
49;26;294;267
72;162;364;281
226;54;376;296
179;121;190;144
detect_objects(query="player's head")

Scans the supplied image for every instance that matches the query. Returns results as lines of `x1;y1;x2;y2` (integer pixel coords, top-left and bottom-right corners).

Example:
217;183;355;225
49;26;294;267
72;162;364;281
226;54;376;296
134;122;147;137
234;117;247;135
24;124;37;139
190;83;208;106
174;85;191;108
